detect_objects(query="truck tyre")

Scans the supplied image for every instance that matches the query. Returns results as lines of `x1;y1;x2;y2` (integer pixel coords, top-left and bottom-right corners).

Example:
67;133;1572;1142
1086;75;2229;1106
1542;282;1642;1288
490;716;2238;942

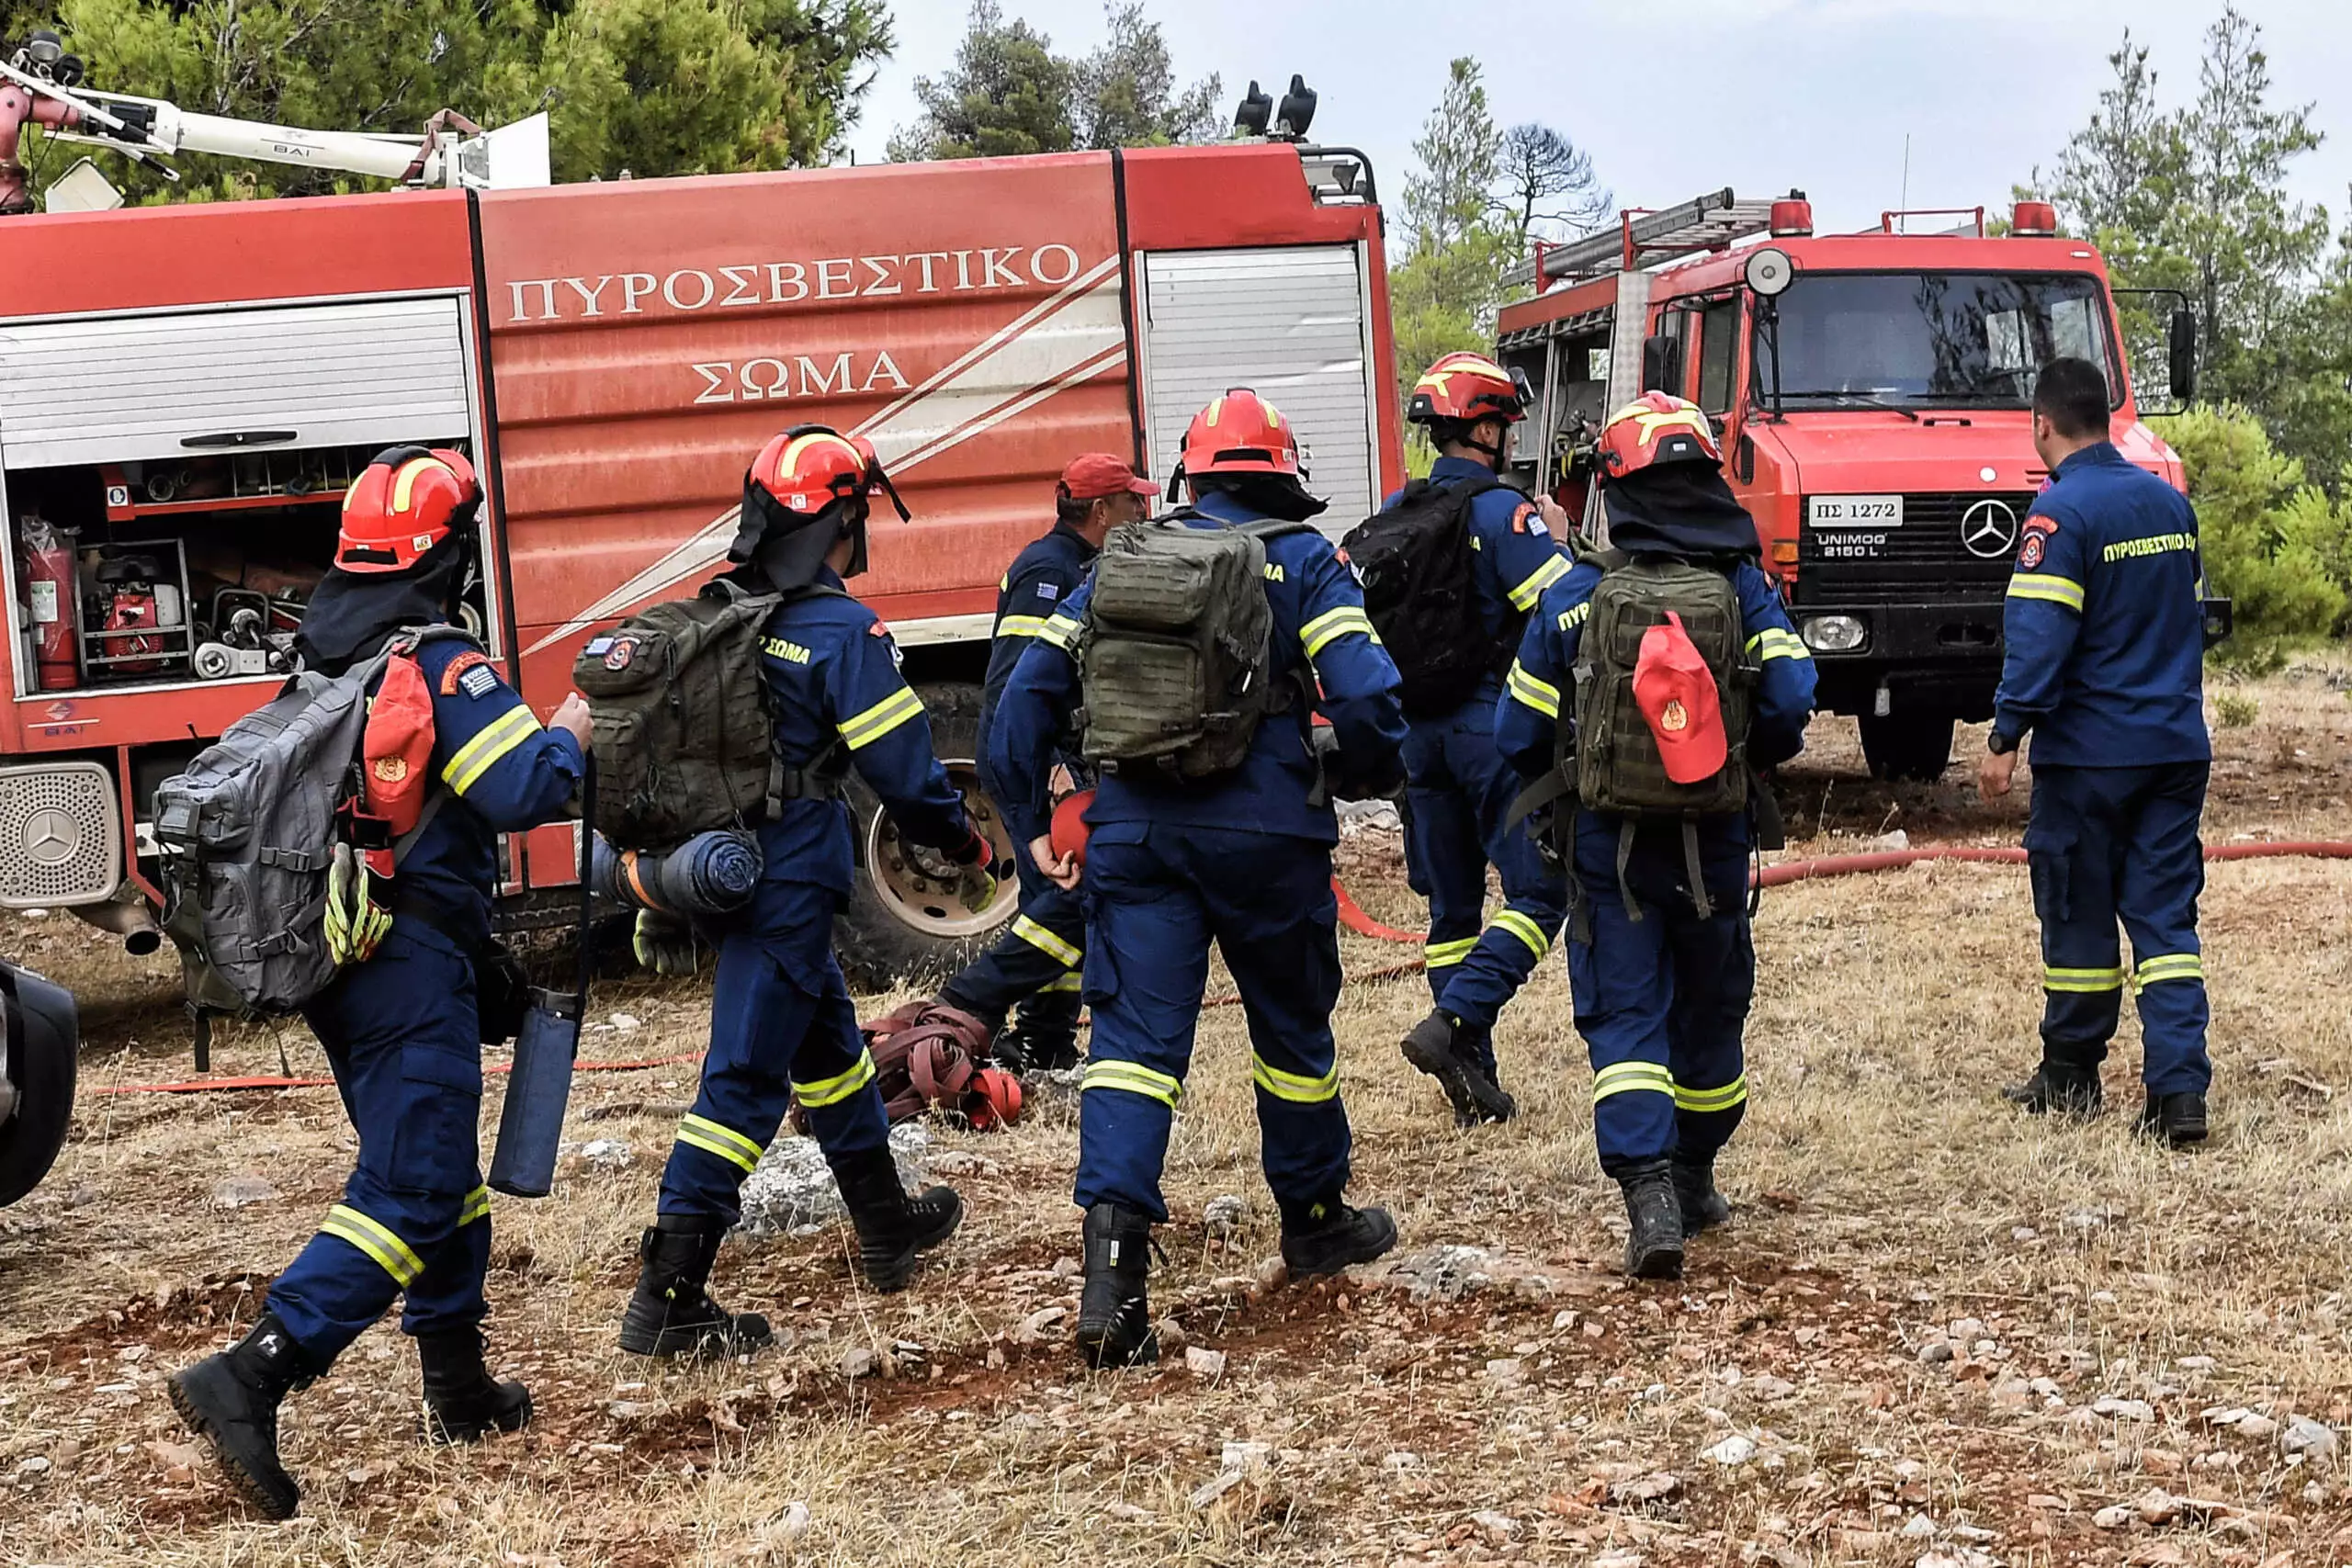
0;962;79;1208
836;681;1021;990
1859;711;1956;784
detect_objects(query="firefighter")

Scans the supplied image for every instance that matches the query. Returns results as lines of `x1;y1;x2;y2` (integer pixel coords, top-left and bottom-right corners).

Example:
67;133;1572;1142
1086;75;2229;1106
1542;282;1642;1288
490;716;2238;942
168;449;590;1521
1391;352;1573;1125
930;454;1156;1072
989;389;1409;1368
1496;395;1815;1280
618;427;999;1359
1979;356;2214;1145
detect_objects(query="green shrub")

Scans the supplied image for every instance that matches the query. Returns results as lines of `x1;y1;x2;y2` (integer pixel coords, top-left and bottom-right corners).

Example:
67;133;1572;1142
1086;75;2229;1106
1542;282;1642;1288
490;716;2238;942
2169;404;2352;645
2211;690;2260;728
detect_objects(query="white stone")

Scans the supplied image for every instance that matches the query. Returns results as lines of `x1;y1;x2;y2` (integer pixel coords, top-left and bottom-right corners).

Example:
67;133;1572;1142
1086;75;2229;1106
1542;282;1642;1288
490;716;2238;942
2090;1396;2154;1422
210;1175;281;1208
1383;1451;1420;1471
736;1123;929;1237
2282;1416;2338;1459
1222;1440;1274;1475
1470;1511;1520;1538
1202;1194;1247;1235
580;1139;634;1170
1184;1347;1227;1379
1703;1433;1758;1466
2091;1505;2134;1529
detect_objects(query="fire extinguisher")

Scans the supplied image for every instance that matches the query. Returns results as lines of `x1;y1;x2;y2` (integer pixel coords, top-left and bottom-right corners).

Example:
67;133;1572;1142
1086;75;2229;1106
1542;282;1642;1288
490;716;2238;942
17;515;77;691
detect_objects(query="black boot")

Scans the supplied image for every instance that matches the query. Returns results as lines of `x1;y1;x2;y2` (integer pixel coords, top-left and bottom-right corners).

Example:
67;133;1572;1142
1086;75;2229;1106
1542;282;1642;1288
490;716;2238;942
1670;1153;1732;1238
1011;991;1083;1075
416;1325;532;1445
1278;1197;1399;1276
2138;1090;2209;1147
1617;1162;1685;1280
1075;1202;1158;1369
618;1216;774;1359
830;1145;963;1293
1399;1010;1517;1126
166;1311;309;1521
2002;1056;2105;1118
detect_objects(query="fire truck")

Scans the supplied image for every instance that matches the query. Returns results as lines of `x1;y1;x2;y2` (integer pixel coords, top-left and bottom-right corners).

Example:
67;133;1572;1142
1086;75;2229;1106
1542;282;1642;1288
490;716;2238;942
1495;188;2199;780
0;46;1401;982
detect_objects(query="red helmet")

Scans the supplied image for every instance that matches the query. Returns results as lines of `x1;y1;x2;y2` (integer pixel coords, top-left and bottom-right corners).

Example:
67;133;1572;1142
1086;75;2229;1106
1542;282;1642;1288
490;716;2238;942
1408;352;1531;427
747;427;883;517
336;447;479;574
1179;388;1306;480
1596;393;1724;479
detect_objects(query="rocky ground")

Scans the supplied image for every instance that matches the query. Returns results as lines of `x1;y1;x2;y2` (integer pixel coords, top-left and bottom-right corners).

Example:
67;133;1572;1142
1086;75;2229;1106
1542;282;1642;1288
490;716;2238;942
2;666;2349;1566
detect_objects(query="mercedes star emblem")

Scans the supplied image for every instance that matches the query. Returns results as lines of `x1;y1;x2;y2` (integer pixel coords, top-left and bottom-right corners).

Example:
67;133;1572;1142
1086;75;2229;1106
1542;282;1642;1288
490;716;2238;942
1961;498;2019;559
24;806;79;865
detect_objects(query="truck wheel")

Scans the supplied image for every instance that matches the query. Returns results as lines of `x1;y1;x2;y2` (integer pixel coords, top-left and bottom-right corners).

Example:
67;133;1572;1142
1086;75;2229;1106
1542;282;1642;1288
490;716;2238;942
0;962;79;1208
1859;711;1957;783
836;682;1021;990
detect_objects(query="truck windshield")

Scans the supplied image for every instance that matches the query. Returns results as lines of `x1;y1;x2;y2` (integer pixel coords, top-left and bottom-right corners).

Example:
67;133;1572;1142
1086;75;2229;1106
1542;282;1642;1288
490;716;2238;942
1759;271;2120;409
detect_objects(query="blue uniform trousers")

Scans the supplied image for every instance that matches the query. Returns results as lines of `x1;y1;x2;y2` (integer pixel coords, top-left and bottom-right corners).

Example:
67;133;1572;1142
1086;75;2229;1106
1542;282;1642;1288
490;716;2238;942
266;925;492;1363
2026;762;2212;1093
1075;825;1351;1222
659;881;892;1224
940;851;1086;1032
1564;813;1753;1176
1403;705;1566;1070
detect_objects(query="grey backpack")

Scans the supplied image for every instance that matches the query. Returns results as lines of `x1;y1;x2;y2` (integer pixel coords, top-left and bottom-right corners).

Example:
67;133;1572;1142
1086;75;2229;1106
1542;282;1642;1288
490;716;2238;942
1076;512;1317;779
154;627;464;1019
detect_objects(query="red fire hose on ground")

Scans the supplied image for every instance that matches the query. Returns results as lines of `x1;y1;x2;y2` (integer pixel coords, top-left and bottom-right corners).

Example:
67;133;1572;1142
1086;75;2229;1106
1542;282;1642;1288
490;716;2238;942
85;842;2352;1095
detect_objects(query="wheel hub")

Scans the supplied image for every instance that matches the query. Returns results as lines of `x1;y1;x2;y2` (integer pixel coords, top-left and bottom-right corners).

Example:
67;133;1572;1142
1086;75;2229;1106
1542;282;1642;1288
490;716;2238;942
865;761;1019;939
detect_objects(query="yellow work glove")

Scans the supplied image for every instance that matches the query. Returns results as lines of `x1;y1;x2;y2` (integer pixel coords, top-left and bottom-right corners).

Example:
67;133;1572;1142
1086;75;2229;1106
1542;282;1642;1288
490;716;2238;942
632;909;700;976
324;842;393;966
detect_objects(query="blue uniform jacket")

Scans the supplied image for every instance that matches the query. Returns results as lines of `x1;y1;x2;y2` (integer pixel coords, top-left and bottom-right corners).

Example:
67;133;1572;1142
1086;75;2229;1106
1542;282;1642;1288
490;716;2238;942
978;520;1097;805
753;569;972;900
1384;456;1571;714
989;490;1408;846
401;637;584;948
1992;442;2211;767
1496;558;1817;785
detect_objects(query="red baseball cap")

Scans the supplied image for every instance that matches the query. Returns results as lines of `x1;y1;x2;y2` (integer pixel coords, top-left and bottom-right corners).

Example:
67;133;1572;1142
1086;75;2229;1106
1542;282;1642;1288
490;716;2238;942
1058;453;1156;502
1633;613;1727;784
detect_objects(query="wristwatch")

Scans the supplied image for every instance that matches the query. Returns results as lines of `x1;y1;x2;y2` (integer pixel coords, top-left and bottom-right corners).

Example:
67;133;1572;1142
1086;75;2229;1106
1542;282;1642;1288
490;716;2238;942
1986;728;2018;756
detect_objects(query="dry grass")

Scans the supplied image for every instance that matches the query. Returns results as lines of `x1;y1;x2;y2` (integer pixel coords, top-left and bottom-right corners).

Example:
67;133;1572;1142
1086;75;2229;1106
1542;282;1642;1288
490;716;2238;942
4;670;2351;1566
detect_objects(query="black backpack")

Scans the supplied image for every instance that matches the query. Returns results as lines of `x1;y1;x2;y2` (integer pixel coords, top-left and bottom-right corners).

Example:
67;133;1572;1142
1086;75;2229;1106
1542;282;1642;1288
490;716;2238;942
574;579;845;852
1341;474;1523;717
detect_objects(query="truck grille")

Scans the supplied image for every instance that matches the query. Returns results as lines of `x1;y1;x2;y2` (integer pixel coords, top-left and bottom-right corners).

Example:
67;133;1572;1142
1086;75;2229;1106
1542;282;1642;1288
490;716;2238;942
1795;492;2033;604
0;762;122;908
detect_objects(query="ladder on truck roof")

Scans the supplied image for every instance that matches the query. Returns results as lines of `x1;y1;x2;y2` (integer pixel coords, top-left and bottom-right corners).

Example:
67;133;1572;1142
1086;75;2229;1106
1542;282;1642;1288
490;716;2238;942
1501;187;1776;292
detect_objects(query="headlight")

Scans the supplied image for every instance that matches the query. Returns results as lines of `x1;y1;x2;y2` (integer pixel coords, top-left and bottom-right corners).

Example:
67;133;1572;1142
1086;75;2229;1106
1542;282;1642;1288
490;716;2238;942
1800;615;1866;653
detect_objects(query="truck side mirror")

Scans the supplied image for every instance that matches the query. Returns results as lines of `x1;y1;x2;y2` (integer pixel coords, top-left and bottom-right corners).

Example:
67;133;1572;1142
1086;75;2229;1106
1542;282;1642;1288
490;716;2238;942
2167;308;2199;404
1641;334;1680;395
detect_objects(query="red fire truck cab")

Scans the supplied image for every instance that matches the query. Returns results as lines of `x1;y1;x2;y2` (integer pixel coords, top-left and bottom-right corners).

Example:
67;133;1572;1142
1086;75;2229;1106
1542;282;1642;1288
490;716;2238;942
1496;190;2196;780
0;141;1401;977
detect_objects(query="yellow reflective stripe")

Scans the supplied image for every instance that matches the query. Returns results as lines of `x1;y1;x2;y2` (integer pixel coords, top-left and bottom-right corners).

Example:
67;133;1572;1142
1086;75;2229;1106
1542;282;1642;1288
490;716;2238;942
1424;936;1478;968
1674;1075;1748;1113
390;456;450;514
1490;908;1552;961
2043;964;2127;994
1592;1062;1675;1103
839;686;924;751
2134;953;2204;988
1042;972;1084;994
1012;915;1082;968
321;1204;425;1287
1251;1053;1340;1104
1036;612;1085;651
675;1112;764;1172
792;1050;878;1110
996;615;1046;639
2008;573;2086;612
1506;660;1561;718
1081;1059;1183;1108
1746;627;1809;662
1507;553;1570;612
441;705;541;795
1301;605;1378;659
459;1185;491;1226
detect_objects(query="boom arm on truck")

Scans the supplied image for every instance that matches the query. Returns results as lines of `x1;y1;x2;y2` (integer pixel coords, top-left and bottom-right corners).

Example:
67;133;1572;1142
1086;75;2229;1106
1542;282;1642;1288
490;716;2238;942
0;28;547;214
